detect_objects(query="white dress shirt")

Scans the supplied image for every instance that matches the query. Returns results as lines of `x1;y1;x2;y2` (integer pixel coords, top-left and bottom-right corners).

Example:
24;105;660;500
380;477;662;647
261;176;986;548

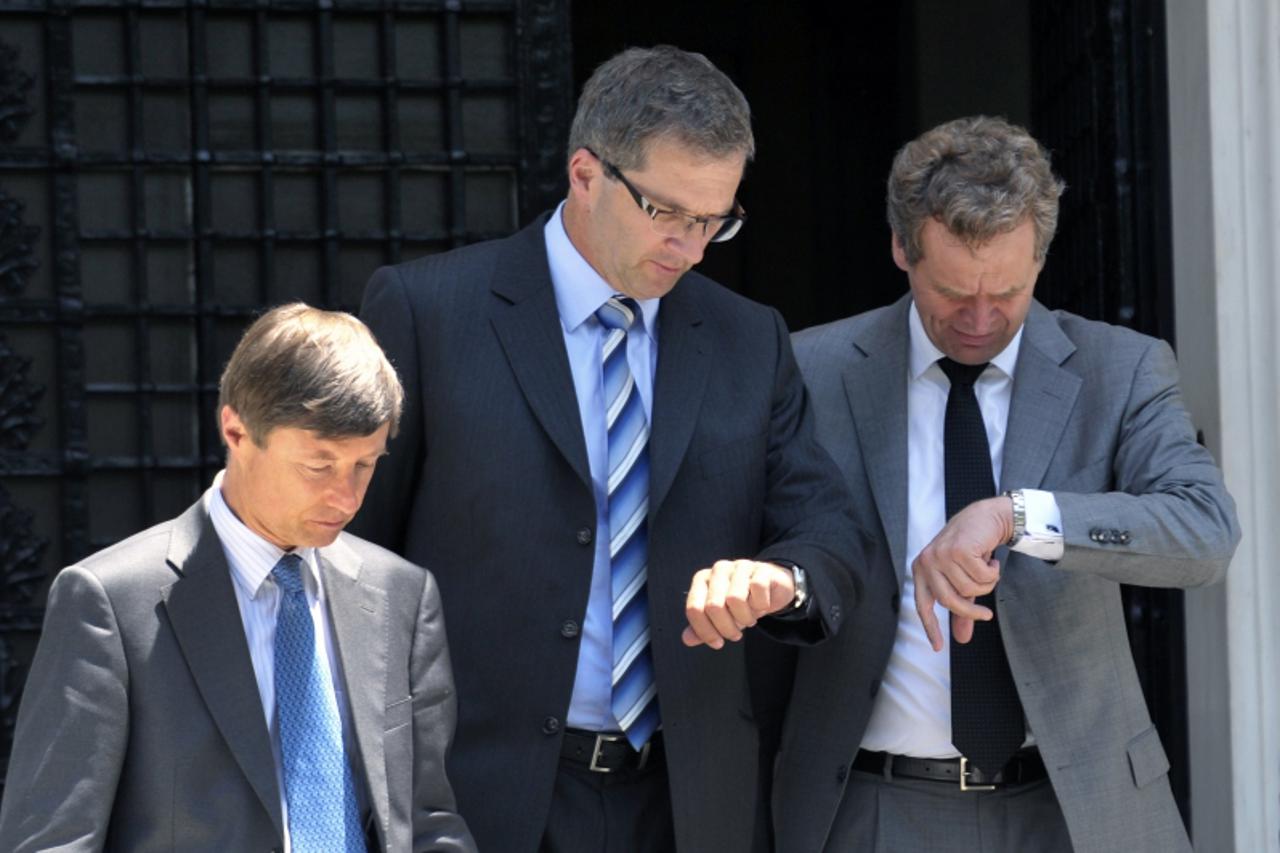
543;202;661;731
859;303;1062;758
206;473;363;850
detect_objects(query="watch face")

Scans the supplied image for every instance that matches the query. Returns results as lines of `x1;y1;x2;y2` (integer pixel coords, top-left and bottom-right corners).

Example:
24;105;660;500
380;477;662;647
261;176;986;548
792;567;807;603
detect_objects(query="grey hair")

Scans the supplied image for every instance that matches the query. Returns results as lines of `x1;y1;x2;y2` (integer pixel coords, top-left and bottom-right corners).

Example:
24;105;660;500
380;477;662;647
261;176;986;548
218;302;403;446
568;45;755;171
887;115;1065;264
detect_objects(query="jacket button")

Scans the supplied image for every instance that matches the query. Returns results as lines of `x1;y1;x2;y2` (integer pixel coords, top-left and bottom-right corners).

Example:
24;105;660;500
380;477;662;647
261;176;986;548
576;527;593;545
1118;532;1131;544
542;716;561;734
890;592;900;613
560;619;580;638
828;604;842;623
836;765;849;783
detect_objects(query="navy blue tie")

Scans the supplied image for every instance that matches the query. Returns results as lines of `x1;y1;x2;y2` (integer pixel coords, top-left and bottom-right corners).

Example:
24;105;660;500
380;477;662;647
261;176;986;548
597;296;660;750
938;358;1025;777
272;553;365;852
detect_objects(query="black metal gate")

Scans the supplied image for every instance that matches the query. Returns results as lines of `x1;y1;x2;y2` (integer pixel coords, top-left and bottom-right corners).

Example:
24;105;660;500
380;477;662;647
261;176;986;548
0;0;571;787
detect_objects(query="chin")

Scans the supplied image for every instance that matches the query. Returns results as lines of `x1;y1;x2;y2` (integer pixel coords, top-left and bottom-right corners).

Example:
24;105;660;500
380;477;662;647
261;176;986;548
303;527;345;548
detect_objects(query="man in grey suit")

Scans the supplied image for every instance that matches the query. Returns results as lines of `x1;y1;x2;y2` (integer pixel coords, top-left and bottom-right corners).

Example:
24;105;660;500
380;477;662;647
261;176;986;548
350;46;866;853
0;304;476;852
778;116;1240;851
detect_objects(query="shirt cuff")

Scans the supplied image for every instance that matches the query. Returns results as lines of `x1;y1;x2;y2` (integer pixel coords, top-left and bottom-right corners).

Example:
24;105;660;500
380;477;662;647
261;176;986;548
1009;488;1064;561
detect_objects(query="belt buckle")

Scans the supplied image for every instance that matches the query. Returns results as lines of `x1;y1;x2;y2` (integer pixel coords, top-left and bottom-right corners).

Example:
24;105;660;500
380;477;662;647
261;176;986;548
588;733;625;773
586;732;650;773
959;757;997;792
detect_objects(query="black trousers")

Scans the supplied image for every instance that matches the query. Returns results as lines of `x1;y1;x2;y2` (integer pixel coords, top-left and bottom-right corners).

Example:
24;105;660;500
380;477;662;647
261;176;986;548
539;745;675;853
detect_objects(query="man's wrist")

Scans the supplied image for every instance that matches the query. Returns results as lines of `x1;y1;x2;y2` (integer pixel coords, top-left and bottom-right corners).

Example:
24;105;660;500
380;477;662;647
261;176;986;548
763;561;812;621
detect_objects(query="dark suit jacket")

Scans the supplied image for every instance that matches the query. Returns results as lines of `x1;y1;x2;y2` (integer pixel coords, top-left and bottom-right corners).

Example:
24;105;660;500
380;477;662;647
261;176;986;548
0;495;475;853
350;212;865;852
781;296;1240;853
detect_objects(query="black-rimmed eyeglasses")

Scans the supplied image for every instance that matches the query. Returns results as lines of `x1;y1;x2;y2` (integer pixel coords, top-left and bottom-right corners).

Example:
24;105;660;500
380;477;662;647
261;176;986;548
590;150;746;243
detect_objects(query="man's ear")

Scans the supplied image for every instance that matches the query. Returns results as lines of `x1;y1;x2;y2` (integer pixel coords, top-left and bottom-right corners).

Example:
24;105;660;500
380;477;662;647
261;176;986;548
891;232;912;273
220;405;251;451
566;147;601;202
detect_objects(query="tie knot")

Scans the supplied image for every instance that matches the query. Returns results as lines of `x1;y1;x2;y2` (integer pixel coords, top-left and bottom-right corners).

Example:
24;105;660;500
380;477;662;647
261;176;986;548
597;296;640;331
938;357;989;388
272;553;306;597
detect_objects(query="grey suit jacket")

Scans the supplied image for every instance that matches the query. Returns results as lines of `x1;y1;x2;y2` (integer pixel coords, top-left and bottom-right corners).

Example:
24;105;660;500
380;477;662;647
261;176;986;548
779;295;1240;853
0;494;476;853
349;212;866;853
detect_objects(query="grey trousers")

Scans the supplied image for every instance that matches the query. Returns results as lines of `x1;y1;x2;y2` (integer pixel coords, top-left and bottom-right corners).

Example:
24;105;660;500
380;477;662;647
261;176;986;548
823;766;1074;852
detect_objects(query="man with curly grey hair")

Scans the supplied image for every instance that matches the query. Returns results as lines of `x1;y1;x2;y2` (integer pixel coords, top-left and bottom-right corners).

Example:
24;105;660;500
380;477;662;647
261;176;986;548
353;45;867;852
780;116;1239;851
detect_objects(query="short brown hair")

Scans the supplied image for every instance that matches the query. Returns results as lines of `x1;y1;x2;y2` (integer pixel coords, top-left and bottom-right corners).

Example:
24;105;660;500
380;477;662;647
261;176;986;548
218;303;403;445
568;45;755;172
887;115;1065;264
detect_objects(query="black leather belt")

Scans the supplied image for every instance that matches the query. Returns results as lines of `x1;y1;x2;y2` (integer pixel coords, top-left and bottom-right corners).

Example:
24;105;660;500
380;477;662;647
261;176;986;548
561;728;663;773
853;748;1047;791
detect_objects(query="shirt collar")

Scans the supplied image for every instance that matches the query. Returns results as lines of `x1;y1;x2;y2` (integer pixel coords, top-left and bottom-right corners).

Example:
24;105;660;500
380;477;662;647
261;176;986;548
207;470;321;600
543;201;660;338
907;299;1023;382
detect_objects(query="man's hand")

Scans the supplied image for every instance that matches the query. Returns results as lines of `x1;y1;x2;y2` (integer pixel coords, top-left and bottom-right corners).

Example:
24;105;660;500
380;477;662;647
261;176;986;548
682;559;797;649
912;495;1014;652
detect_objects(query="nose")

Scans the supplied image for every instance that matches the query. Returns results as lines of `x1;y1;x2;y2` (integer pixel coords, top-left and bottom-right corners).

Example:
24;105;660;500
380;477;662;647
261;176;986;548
961;298;1001;335
329;471;361;516
665;228;707;266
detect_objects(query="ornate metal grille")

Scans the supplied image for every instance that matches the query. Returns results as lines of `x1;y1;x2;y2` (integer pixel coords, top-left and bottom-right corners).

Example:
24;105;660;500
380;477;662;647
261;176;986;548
0;0;571;784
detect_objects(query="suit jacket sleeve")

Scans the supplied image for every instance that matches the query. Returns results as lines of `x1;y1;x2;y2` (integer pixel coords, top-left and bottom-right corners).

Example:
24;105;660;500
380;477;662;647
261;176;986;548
756;308;863;642
410;570;477;852
0;566;129;852
351;264;426;552
1050;337;1241;586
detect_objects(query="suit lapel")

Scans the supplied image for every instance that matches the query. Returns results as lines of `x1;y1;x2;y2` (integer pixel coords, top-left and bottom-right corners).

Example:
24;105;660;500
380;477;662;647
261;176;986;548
488;217;592;490
162;499;283;838
846;297;912;581
1001;302;1081;493
649;281;709;518
318;541;390;835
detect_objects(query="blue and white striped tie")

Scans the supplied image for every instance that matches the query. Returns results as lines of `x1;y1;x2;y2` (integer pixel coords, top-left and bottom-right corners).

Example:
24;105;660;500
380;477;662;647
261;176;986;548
272;553;365;853
597;296;660;750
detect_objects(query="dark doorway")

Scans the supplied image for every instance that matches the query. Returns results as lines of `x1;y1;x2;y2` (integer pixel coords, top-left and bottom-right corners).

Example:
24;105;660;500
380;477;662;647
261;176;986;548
574;0;1188;829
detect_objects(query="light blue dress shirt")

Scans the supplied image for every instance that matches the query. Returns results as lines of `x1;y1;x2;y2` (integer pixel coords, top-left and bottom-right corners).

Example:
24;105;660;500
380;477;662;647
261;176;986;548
206;473;365;851
543;202;660;731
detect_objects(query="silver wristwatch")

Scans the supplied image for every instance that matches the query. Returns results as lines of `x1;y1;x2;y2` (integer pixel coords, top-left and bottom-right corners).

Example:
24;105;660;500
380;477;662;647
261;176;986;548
1002;489;1026;546
790;564;809;610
